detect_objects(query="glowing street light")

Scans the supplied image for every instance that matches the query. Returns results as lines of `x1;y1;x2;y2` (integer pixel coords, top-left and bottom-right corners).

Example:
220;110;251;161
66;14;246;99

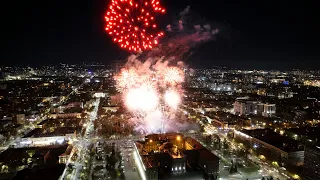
259;155;266;160
292;174;300;179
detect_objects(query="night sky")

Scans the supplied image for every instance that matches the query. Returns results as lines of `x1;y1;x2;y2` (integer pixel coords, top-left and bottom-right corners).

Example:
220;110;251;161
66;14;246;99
1;0;319;69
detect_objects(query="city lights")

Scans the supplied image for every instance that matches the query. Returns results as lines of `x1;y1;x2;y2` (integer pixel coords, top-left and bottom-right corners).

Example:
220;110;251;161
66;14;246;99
4;0;319;179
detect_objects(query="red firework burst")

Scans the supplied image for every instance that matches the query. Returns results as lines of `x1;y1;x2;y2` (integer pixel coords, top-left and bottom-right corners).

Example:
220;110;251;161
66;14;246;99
105;0;166;52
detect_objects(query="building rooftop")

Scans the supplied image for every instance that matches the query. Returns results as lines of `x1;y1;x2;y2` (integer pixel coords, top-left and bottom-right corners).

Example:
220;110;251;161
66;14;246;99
287;127;320;140
142;154;160;168
12;164;65;180
182;149;220;164
135;133;219;175
145;133;184;141
184;137;204;150
168;150;185;159
241;129;304;152
37;118;82;126
0;145;68;165
23;127;80;138
198;149;220;162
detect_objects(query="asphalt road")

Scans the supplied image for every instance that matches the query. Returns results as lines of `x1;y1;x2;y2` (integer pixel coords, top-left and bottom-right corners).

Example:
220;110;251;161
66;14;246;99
120;144;141;180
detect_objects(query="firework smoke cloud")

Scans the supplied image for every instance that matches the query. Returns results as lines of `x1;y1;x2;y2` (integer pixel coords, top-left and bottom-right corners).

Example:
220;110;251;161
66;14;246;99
114;6;219;134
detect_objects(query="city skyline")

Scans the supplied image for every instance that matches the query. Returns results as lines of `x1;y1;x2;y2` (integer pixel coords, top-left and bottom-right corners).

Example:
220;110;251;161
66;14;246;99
1;63;320;179
1;1;320;179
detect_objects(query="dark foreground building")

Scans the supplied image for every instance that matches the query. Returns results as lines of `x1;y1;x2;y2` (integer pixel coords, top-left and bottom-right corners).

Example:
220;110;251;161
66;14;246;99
134;133;219;180
303;146;320;180
234;129;304;167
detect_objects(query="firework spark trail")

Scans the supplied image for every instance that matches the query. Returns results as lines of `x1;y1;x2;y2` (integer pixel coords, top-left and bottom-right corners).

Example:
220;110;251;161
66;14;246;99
113;6;219;134
115;63;184;134
105;0;165;52
125;85;159;112
115;68;139;91
163;67;184;85
164;90;181;109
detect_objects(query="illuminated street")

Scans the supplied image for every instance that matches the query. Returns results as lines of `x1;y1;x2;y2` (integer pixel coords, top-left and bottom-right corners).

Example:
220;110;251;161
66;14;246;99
1;2;320;179
201;123;289;180
60;97;100;180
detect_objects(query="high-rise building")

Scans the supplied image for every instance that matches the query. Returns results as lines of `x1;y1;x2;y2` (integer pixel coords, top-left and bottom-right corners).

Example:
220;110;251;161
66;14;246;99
233;97;259;115
262;104;276;117
233;98;276;117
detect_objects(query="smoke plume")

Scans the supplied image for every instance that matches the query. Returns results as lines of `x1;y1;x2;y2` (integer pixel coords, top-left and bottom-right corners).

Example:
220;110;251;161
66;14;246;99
114;6;219;134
